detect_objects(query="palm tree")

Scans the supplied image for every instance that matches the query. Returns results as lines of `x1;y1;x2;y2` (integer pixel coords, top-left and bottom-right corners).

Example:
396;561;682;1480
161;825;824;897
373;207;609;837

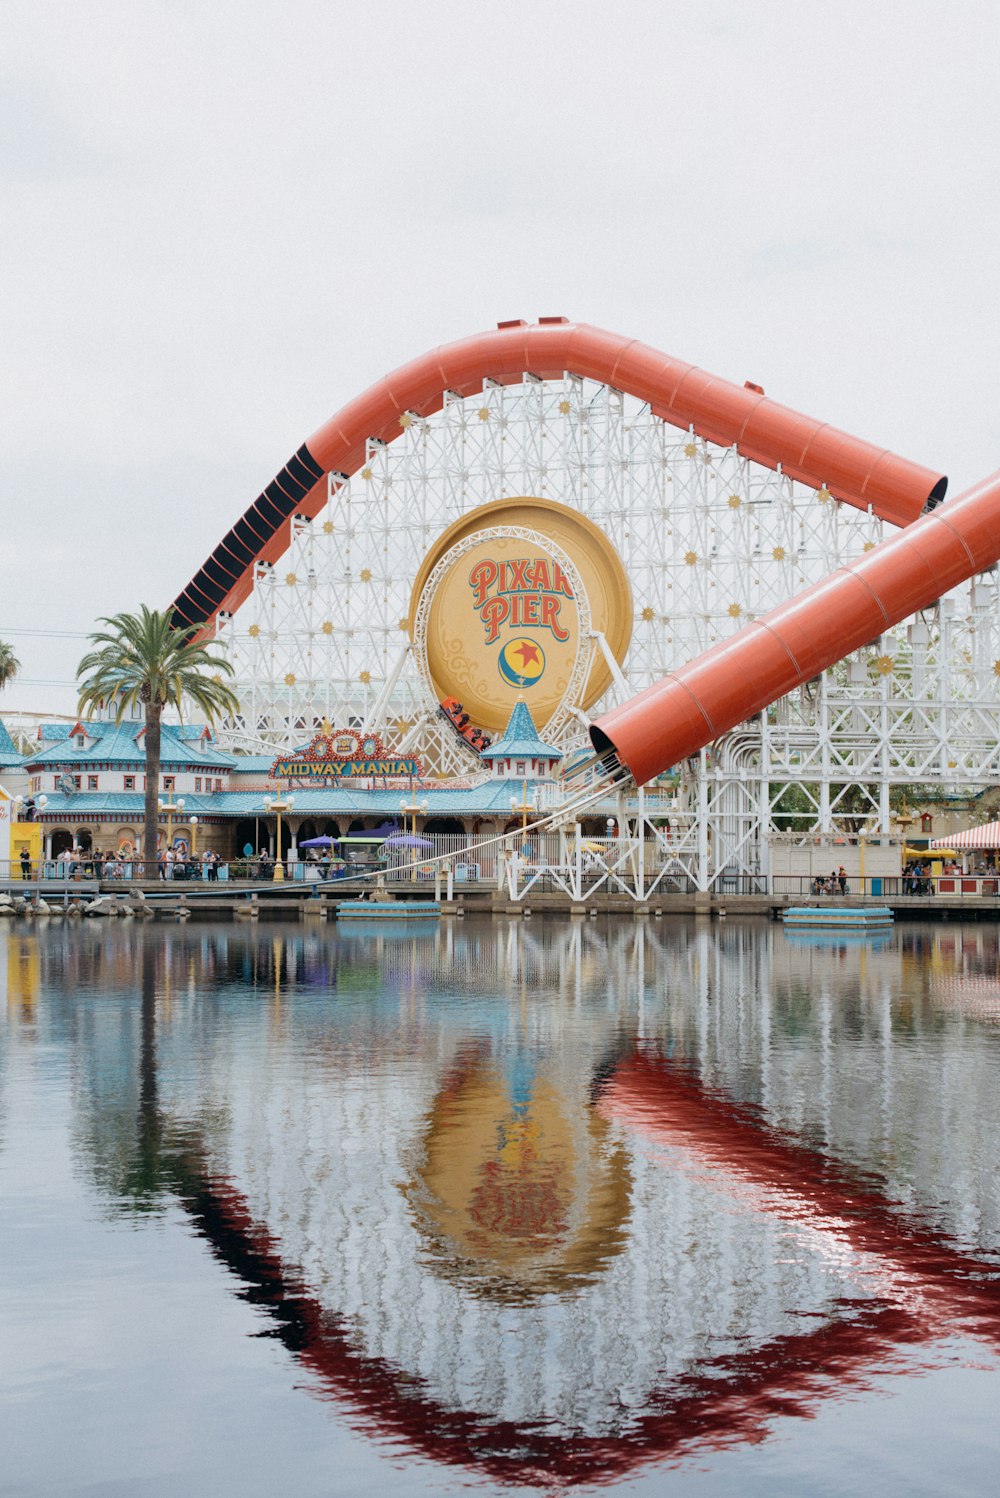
0;639;19;692
77;607;240;876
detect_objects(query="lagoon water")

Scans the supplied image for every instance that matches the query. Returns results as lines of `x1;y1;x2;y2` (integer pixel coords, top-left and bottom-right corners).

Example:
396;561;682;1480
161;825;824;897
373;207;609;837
2;916;1000;1497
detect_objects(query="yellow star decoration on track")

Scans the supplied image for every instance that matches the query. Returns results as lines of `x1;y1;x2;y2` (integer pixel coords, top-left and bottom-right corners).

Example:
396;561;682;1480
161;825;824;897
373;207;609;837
399;413;413;429
727;494;742;509
817;486;832;503
398;618;409;632
993;660;1000;677
359;568;372;582
361;467;373;481
728;603;742;618
247;624;260;638
284;672;296;686
684;442;698;458
359;670;371;685
641;606;655;621
873;655;895;675
323;520;334;534
285;572;297;586
684;550;698;566
863;541;876;552
558;399;571;415
772;546;786;561
478;407;490;421
321;621;334;636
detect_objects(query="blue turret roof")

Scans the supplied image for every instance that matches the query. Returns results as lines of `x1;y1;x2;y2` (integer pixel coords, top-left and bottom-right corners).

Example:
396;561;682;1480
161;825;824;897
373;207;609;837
0;716;23;768
479;700;561;762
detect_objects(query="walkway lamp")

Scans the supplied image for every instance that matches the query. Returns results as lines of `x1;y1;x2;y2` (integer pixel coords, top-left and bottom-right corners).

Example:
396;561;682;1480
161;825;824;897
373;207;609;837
511;790;536;854
189;815;198;862
399;796;428;881
264;794;294;881
157;792;185;851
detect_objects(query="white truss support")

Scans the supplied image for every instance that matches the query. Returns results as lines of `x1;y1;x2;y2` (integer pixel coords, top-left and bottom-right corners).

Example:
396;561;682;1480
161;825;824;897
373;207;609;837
362;643;411;733
589;630;632;705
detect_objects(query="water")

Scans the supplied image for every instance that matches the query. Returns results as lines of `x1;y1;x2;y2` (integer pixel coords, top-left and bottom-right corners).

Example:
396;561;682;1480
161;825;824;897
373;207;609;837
2;916;1000;1496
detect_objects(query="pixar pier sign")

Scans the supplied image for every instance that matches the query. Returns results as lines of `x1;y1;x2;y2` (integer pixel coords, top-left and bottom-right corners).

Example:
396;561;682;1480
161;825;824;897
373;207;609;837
468;557;574;645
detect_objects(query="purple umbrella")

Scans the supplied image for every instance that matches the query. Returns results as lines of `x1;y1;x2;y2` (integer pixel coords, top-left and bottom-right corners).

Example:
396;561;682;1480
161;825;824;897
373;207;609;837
383;833;434;849
299;835;336;847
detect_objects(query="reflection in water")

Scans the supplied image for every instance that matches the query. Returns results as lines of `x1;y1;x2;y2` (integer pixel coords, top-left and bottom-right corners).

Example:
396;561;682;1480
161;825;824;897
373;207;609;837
407;1049;633;1302
3;918;1000;1488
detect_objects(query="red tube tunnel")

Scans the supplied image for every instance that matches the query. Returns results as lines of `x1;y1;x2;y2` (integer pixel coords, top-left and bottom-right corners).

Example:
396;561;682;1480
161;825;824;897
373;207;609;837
590;467;1000;786
170;318;945;635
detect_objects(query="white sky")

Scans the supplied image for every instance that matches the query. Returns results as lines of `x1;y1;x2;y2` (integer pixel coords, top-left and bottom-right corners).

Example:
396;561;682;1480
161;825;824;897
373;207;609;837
3;0;999;715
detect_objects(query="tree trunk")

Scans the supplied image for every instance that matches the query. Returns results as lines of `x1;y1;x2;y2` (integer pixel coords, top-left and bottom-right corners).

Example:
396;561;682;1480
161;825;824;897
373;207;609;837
143;701;162;878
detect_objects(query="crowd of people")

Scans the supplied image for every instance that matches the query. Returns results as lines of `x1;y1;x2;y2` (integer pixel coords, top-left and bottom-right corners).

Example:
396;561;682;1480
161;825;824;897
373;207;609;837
11;846;345;882
902;860;933;895
810;866;849;896
32;846;229;881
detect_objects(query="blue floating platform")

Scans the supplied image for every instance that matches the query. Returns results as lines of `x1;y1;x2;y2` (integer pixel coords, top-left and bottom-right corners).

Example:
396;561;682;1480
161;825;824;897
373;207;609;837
781;905;894;929
336;900;441;920
783;928;894;951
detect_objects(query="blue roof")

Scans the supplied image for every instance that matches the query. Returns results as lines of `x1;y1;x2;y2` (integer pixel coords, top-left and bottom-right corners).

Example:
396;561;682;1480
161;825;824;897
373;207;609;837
34;778;555;820
37;791;229;817
26;719;235;769
0;717;23;768
479;700;561;762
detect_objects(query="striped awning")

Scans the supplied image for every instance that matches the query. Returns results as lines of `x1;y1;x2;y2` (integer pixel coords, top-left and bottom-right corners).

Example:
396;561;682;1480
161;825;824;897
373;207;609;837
931;821;1000;849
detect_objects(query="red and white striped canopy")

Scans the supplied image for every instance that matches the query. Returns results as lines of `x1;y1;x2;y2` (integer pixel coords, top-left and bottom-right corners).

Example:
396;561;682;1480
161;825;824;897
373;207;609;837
931;822;1000;849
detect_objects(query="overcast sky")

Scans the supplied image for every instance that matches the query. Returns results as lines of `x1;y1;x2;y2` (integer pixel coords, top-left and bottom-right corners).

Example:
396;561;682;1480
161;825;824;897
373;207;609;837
3;0;999;715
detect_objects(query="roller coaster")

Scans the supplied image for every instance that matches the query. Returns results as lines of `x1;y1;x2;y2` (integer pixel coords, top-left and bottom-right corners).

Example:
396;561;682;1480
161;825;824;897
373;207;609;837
171;318;1000;892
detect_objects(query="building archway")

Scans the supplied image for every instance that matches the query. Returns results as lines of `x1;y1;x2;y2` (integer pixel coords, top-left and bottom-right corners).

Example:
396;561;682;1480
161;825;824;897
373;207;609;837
424;817;465;835
234;818;264;855
50;828;72;858
74;827;93;852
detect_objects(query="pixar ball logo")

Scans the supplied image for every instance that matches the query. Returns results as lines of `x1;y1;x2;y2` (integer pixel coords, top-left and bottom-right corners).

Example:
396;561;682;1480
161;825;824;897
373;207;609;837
498;637;546;687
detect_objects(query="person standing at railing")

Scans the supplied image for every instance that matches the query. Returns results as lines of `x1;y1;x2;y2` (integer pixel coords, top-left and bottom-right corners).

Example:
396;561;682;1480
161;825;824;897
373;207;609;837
19;848;30;880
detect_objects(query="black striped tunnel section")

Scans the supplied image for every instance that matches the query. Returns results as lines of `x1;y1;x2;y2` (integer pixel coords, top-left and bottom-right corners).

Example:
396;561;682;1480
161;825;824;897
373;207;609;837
170;444;325;631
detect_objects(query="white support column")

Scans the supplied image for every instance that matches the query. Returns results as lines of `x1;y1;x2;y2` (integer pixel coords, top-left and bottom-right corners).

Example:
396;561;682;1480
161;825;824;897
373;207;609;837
819;674;832;833
758;709;771;893
878;670;892;836
697;749;710;892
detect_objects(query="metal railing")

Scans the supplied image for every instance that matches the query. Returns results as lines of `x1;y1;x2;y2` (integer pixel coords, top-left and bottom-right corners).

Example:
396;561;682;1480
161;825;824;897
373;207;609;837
771;874;1000;899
